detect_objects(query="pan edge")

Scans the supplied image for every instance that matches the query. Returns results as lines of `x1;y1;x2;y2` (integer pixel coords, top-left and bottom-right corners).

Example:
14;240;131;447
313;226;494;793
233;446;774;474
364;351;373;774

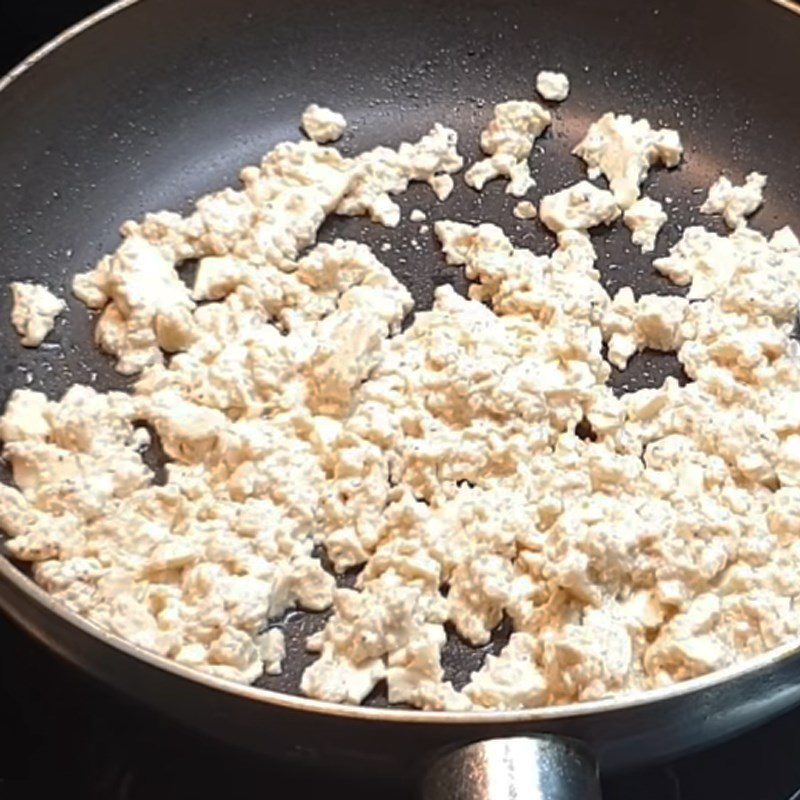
2;0;800;736
0;0;142;94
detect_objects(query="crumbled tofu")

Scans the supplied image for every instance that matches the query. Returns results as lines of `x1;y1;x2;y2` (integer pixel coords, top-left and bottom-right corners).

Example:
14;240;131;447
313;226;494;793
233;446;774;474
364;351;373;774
513;200;537;220
429;174;455;201
539;181;620;232
301;104;347;144
257;628;286;675
464;633;547;709
465;101;552;196
573;112;683;208
601;288;689;369
338;124;464;227
700;171;766;229
409;208;427;222
653;226;737;297
10;283;65;347
5;102;800;714
535;70;570;102
623;197;667;253
653;224;798;317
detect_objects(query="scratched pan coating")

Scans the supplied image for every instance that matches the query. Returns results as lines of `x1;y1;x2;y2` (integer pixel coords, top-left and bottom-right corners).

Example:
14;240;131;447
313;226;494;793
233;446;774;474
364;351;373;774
0;0;799;778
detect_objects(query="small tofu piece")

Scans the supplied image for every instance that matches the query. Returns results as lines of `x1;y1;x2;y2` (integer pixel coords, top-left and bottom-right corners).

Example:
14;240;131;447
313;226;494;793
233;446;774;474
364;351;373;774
700;172;766;230
301;104;347;144
539;181;620;232
513;200;538;220
536;70;570;102
624;197;667;253
10;282;66;347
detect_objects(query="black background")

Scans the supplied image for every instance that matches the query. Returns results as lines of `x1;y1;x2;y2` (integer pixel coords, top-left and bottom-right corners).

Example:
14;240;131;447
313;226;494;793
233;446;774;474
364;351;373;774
2;2;800;799
6;2;109;68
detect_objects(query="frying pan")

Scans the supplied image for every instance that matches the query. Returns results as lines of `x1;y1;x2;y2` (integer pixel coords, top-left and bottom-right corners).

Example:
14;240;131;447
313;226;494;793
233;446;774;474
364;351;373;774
1;0;799;796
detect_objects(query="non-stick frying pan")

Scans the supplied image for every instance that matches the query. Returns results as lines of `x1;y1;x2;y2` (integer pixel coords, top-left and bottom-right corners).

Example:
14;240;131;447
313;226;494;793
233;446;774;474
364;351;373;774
1;0;799;796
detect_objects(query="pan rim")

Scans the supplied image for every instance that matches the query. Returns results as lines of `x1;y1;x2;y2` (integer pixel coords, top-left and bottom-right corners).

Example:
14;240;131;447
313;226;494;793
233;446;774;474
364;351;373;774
2;0;800;727
0;0;142;94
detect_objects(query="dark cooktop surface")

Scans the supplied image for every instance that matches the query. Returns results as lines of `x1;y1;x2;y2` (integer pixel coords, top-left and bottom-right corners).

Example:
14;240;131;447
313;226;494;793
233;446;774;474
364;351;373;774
3;3;800;799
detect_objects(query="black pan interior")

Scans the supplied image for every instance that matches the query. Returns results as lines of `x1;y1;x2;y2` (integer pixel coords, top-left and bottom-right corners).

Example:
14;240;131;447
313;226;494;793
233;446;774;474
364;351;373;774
0;0;798;705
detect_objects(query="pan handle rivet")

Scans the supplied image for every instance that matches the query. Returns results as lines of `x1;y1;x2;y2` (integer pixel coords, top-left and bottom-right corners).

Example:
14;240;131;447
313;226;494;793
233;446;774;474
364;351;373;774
421;736;601;800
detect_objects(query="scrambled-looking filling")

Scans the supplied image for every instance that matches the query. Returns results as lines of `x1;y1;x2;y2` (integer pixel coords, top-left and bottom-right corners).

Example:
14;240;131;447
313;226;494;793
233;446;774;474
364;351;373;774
3;89;800;712
624;197;667;254
701;172;767;230
573;112;683;209
464;101;551;196
301;104;347;144
10;282;65;347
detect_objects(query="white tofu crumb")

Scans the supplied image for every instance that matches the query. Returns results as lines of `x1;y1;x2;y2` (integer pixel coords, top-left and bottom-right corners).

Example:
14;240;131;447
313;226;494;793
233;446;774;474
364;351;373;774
409;208;427;222
465;100;551;196
257;628;286;676
535;70;570;102
700;171;766;229
10;282;66;347
623;197;667;252
429;174;455;201
464;633;547;708
539;181;620;232
601;287;689;369
337;123;463;227
512;200;537;220
301;104;347;144
573;112;683;208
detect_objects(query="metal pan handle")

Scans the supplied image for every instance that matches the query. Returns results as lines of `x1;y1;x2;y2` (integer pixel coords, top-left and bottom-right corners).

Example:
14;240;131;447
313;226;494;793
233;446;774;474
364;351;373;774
421;736;601;800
